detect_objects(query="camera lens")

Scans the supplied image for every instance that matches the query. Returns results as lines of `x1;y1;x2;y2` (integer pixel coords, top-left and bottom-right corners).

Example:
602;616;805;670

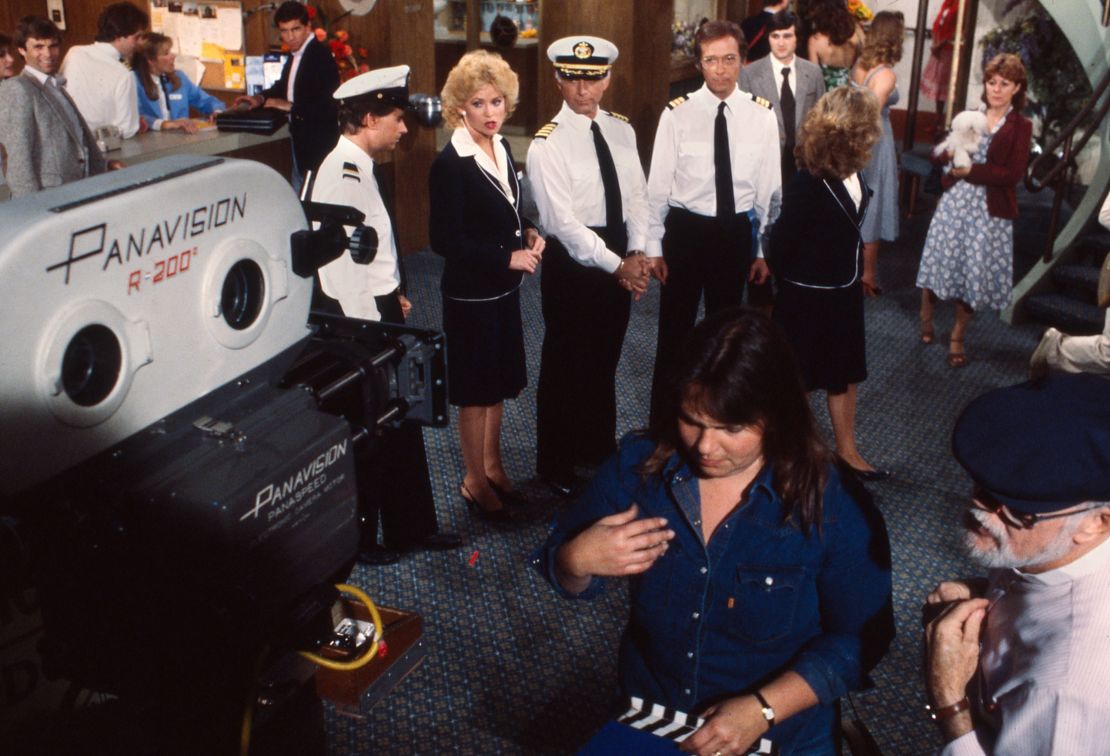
220;259;265;331
61;324;122;407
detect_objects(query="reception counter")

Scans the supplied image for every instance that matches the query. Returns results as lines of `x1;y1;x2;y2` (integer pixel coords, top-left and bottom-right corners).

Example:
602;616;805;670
0;125;292;202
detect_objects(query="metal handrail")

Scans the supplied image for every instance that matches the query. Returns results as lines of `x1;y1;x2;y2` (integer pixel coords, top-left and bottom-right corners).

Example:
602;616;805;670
1026;67;1110;192
1023;65;1110;261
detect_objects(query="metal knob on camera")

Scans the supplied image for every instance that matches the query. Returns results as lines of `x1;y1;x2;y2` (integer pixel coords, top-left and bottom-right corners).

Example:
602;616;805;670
408;94;443;128
348;225;378;265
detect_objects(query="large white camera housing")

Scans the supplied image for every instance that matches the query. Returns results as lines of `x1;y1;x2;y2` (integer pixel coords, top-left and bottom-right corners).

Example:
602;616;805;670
0;156;313;497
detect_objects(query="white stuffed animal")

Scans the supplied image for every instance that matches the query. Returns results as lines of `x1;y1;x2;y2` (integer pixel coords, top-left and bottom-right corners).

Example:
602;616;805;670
934;110;989;170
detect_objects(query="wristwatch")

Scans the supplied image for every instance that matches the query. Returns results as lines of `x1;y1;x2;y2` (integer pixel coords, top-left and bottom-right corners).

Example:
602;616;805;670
753;690;775;729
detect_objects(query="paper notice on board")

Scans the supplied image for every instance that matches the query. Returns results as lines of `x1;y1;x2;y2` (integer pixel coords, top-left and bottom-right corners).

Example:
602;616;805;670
151;7;168;32
201;41;225;62
177;15;203;58
215;8;243;50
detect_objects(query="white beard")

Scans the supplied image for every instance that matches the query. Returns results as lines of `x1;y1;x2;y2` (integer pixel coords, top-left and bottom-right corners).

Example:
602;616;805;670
963;508;1083;570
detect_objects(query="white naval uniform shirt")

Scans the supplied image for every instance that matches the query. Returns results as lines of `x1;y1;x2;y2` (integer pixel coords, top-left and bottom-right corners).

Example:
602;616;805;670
645;83;781;259
310;136;401;322
60;41;140;138
525;102;649;273
942;535;1110;756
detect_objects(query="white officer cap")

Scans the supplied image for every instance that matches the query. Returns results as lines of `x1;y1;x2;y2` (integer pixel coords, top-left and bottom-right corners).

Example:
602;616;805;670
546;36;618;80
333;64;411;109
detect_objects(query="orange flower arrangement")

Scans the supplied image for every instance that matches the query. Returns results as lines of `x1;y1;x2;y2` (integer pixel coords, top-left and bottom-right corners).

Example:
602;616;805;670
297;4;370;81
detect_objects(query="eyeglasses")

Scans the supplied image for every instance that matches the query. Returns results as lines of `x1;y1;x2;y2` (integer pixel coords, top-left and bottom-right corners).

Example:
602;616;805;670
971;486;1101;529
700;54;740;68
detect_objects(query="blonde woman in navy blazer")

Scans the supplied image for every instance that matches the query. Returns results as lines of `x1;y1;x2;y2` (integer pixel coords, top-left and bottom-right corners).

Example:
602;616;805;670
429;50;544;521
769;86;890;481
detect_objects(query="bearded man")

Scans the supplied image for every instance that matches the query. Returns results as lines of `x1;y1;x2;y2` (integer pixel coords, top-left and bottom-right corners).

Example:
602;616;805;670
923;373;1110;756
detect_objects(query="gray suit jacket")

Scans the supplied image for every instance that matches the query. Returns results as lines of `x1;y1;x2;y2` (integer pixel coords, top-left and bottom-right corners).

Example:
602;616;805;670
740;56;826;149
0;70;106;198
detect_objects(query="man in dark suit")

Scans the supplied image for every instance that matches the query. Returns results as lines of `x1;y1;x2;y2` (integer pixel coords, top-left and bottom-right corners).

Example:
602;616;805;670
740;0;789;62
740;10;826;186
235;0;339;192
0;16;110;198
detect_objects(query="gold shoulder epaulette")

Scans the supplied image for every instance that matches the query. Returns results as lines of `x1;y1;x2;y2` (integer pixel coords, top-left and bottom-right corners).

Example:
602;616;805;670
341;161;361;182
667;95;687;110
607;110;630;123
750;93;773;110
534;121;558;139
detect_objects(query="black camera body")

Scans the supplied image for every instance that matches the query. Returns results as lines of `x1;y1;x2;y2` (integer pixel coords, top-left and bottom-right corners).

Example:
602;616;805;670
0;156;445;751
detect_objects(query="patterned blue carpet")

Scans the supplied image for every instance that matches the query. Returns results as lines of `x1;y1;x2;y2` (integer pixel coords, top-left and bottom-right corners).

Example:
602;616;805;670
324;188;1045;755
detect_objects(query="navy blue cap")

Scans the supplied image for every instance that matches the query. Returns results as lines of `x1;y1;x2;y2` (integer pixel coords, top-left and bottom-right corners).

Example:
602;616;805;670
952;373;1110;514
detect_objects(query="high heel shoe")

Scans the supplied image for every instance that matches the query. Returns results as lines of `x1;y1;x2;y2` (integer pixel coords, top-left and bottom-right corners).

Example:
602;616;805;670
461;483;515;524
488;478;528;508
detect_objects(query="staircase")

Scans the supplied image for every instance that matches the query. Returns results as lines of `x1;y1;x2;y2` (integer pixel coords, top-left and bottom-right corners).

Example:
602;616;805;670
1003;0;1110;332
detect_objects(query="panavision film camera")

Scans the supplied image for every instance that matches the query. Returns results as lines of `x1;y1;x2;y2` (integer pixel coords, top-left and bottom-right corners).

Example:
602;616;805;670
0;156;446;754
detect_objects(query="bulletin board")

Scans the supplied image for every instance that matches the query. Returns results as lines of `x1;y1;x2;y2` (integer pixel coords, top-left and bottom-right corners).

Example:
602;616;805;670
149;0;247;92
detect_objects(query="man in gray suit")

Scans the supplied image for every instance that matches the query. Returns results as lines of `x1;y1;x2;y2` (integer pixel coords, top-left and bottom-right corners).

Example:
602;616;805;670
0;16;109;198
740;10;825;185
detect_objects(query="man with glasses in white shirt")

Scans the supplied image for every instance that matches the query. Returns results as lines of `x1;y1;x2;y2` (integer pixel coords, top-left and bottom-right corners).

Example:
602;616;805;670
924;373;1110;756
645;19;780;427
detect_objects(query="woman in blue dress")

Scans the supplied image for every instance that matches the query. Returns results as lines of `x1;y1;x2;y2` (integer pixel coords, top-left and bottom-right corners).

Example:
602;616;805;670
851;10;903;297
133;32;224;134
916;54;1032;367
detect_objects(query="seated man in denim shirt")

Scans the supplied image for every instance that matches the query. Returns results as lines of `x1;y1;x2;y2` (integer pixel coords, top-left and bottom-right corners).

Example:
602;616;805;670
533;308;894;755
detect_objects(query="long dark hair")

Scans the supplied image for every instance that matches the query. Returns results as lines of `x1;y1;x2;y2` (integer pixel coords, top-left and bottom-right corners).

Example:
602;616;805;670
643;308;831;531
134;32;180;101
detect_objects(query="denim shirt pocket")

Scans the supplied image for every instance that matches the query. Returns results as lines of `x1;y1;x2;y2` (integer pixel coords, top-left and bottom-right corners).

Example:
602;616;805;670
728;564;805;645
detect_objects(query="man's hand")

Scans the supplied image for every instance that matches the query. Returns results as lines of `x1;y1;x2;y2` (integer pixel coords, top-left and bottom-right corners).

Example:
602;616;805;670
233;94;263;110
925;597;989;741
647;256;669;285
615;254;651;300
555;504;673;594
749;258;770;285
398;294;413;319
107;160;126;171
680;696;768;756
950;165;971;179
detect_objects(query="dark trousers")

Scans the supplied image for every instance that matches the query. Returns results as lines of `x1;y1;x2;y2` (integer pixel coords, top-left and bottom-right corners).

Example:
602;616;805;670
343;290;440;548
649;208;753;428
536;231;631;477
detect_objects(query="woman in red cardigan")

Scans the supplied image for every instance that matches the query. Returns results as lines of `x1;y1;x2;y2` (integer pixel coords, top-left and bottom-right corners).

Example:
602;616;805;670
915;53;1032;367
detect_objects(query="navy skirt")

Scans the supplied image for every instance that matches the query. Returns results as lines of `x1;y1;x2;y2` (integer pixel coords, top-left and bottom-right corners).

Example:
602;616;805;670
442;288;527;406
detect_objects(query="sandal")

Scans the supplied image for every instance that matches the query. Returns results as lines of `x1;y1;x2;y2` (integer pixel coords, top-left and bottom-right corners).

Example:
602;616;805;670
947;338;968;368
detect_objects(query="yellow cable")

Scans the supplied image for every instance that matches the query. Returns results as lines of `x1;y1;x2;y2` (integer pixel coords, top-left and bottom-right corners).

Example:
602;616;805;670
298;583;384;671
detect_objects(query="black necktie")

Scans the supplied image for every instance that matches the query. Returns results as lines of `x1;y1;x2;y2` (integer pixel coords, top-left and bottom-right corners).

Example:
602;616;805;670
780;67;796;148
714;101;734;221
591;121;623;237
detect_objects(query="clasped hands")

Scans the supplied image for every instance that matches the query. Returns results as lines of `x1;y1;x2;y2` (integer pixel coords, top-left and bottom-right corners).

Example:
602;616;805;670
509;228;546;274
615;253;652;299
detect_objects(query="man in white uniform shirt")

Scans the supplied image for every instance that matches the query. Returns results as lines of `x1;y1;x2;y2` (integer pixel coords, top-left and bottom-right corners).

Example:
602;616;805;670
304;66;461;564
645;19;781;427
527;36;651;497
924;373;1110;756
60;2;147;139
